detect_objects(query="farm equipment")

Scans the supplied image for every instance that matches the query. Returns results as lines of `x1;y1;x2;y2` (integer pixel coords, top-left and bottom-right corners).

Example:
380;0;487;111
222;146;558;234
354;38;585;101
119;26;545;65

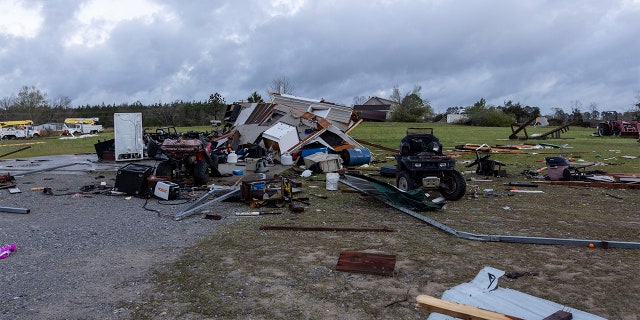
152;131;222;186
596;111;640;138
394;128;466;200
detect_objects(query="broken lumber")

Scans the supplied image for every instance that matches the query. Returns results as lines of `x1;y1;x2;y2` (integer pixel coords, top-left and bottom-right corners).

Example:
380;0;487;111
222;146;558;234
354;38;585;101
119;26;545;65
259;225;394;232
336;251;396;276
533;180;640;190
416;295;523;320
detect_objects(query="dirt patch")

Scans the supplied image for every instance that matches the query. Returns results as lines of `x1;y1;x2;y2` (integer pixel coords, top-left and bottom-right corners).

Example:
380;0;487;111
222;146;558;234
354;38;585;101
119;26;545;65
123;170;640;319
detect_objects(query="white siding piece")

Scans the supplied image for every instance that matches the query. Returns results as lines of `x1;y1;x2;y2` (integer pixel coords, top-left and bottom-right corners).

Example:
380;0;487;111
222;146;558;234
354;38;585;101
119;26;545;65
427;266;606;320
232;103;258;127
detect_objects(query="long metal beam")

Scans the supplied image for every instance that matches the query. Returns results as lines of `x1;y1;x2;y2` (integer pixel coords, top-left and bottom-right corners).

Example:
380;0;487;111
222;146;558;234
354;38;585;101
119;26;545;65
173;187;240;221
340;173;640;249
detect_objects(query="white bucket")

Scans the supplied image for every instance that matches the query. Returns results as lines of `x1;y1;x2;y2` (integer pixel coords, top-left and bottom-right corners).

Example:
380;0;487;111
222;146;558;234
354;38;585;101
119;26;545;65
227;151;238;164
281;153;293;165
325;172;340;191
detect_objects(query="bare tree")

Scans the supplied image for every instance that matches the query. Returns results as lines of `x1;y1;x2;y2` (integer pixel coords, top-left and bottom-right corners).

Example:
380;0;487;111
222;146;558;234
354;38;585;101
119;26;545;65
352;95;367;106
14;85;48;120
588;102;599;121
269;76;295;95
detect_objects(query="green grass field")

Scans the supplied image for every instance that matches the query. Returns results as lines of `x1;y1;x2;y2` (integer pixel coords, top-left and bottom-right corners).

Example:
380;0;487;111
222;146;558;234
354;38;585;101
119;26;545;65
2;122;638;173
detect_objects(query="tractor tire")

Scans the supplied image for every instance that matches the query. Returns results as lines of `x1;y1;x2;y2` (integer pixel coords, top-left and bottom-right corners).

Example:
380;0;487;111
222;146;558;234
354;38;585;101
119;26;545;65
598;124;612;136
396;170;418;191
438;170;467;201
193;160;209;186
155;161;174;179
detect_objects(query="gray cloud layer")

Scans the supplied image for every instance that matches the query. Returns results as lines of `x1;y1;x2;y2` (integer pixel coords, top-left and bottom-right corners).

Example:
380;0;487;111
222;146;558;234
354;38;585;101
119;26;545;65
1;0;638;114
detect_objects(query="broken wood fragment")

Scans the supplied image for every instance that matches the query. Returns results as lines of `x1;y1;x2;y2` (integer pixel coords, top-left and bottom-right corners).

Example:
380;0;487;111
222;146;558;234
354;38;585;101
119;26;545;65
543;310;573;320
416;295;523;320
259;225;394;232
336;251;396;276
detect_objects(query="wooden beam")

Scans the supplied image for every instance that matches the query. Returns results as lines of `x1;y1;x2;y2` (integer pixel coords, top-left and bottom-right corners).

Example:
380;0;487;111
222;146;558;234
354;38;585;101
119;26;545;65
543;310;573;320
259;225;395;232
416;295;523;320
533;180;640;189
354;138;399;153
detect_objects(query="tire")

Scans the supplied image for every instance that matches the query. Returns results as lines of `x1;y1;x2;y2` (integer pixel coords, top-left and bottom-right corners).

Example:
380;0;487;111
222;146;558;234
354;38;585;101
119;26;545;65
155;161;174;178
396;170;418;191
146;140;159;158
598;124;611;136
438;170;467;201
193;160;209;186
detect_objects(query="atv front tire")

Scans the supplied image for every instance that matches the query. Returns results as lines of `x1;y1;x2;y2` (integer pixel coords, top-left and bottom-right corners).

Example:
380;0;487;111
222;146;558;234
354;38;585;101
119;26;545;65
397;170;418;191
438;170;466;200
193;160;209;186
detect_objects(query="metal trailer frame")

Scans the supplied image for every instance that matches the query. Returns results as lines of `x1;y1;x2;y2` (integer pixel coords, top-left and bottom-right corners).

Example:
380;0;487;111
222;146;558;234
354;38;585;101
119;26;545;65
339;173;640;249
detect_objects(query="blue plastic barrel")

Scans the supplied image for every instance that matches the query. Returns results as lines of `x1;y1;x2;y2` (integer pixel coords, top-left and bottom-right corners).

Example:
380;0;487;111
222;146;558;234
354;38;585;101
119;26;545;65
342;148;371;166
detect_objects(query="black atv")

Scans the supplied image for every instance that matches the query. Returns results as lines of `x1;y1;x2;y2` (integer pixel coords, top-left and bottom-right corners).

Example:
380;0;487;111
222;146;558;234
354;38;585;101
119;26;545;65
394;128;466;200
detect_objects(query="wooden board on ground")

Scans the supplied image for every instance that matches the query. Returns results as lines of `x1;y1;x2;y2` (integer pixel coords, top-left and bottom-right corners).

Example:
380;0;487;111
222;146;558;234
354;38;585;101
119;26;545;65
415;295;523;320
335;251;396;276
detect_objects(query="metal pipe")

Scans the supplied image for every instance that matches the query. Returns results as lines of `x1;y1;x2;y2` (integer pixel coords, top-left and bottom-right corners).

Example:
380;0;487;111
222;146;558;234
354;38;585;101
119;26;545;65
340;173;640;250
0;206;30;214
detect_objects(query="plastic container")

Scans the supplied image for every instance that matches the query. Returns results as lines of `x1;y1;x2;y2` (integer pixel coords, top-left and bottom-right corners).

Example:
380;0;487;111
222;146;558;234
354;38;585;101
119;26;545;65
281;153;294;165
342;148;371;166
325;172;340;191
301;147;328;158
227;151;238;164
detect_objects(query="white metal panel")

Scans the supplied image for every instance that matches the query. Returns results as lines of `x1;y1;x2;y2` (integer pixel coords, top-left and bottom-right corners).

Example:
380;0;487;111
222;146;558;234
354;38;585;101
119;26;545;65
114;113;144;161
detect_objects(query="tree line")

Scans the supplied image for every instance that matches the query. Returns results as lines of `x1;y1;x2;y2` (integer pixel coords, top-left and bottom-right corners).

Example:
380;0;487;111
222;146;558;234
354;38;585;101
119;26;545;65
2;83;639;129
1;86;227;128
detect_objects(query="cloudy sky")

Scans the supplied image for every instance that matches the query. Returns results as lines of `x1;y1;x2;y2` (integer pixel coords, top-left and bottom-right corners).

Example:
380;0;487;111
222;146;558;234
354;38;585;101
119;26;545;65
1;0;639;115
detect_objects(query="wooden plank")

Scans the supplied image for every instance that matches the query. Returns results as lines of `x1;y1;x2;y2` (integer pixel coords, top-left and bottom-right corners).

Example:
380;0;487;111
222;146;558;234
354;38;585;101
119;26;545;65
533;180;640;189
354;138;399;153
259;225;395;232
335;251;396;276
416;295;523;320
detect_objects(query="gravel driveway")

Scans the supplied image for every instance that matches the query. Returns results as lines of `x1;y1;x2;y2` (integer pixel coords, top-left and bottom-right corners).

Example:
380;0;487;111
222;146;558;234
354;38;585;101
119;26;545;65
0;155;269;320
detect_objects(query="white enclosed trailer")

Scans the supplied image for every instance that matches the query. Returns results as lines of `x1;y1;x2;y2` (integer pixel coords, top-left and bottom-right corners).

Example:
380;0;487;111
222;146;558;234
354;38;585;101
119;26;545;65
114;113;144;161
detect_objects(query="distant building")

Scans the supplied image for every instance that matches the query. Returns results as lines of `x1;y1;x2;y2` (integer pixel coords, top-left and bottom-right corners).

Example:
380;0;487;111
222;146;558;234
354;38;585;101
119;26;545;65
446;114;469;123
353;97;398;121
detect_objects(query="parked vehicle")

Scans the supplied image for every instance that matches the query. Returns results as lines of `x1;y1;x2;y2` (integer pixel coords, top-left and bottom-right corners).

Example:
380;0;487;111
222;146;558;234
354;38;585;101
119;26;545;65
152;131;222;186
597;111;640;138
394;128;466;200
63;118;104;135
0;120;40;139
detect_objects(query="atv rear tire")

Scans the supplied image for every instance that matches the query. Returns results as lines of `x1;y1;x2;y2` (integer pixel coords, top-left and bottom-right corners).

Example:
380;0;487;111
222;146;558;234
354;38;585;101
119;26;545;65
193;160;209;186
438;170;466;201
146;140;159;158
397;170;418;191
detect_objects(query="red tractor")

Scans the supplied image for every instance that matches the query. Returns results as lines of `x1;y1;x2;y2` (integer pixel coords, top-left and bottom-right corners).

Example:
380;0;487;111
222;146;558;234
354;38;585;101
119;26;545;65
597;111;640;138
